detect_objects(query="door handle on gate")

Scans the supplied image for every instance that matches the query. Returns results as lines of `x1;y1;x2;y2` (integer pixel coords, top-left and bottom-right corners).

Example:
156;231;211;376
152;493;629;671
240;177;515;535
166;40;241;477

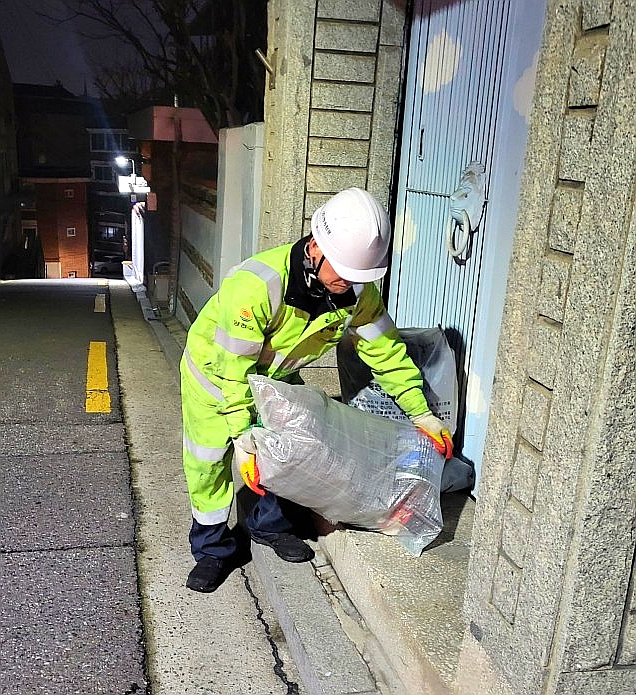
445;162;486;258
445;209;471;257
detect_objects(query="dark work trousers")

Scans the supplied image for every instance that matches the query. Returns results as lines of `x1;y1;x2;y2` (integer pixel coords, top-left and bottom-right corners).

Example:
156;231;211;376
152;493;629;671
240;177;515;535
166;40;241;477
189;491;294;561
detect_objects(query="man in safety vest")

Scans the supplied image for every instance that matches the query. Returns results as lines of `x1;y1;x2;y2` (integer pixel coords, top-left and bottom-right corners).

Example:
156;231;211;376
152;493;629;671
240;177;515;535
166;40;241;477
180;187;453;593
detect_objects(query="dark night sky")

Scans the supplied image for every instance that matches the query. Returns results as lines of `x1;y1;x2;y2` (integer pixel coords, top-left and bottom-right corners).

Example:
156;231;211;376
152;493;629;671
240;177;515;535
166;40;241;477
0;0;119;96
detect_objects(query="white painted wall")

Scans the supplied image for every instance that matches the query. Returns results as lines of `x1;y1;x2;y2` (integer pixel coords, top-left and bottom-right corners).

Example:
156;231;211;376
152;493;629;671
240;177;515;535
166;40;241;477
176;123;264;326
214;123;264;292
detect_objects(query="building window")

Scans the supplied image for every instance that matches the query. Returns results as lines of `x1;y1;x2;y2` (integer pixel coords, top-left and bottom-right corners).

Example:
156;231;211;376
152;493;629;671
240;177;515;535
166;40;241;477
91;162;115;182
90;132;105;151
98;224;124;241
67;271;77;278
115;133;131;151
66;227;76;237
90;130;132;153
64;189;74;199
22;227;37;250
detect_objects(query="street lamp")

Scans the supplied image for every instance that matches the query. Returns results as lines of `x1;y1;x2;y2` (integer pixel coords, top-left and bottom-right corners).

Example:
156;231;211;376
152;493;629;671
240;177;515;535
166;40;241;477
115;155;136;179
114;156;150;195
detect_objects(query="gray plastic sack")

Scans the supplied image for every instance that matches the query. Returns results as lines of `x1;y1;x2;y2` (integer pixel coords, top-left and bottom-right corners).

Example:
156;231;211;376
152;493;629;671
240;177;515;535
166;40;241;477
337;326;458;433
346;381;474;493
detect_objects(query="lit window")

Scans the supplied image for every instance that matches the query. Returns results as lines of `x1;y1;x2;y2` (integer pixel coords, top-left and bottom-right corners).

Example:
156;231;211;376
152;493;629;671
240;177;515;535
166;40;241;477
64;189;74;199
67;227;76;237
22;227;36;250
99;225;118;240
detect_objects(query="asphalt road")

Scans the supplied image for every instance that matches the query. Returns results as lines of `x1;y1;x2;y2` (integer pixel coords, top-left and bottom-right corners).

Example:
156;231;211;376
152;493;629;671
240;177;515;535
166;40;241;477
0;279;304;695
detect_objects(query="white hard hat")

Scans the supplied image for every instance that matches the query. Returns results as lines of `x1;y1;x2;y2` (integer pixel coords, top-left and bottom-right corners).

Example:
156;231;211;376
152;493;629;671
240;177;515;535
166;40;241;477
310;187;391;282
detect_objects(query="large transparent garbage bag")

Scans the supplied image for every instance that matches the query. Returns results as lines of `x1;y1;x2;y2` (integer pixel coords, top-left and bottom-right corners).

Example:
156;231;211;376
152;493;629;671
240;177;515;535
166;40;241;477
337;326;458;434
247;375;444;555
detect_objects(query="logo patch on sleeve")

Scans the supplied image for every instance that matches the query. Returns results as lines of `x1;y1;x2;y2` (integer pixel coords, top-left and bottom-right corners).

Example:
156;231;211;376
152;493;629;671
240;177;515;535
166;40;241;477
239;308;253;322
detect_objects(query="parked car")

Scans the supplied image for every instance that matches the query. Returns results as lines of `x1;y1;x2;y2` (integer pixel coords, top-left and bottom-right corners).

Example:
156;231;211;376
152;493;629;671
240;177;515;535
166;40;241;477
91;253;124;276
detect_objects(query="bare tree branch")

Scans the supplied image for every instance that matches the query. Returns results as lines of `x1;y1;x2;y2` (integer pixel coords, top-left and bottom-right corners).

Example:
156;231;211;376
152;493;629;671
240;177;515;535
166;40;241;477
37;0;266;131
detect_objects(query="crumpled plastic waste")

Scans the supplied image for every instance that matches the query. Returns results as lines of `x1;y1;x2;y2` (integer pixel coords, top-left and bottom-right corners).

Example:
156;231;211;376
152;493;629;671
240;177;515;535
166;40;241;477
246;374;445;555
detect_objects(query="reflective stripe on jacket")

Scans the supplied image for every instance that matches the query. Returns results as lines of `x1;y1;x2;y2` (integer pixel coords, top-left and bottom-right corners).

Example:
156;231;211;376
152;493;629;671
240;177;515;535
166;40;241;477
182;242;429;438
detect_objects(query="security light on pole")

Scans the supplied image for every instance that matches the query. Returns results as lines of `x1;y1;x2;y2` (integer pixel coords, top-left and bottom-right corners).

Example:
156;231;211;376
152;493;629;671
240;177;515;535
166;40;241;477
114;156;150;195
115;155;136;177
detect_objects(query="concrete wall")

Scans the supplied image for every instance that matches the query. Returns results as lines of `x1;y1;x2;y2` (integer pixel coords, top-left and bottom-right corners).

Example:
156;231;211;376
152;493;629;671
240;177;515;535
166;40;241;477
260;0;406;394
176;123;264;328
459;1;636;693
215;124;264;287
175;203;216;327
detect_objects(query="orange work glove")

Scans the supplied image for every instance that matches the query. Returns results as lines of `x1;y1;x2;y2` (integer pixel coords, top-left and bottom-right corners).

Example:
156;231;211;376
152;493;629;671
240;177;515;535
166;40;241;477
233;435;265;496
410;412;453;460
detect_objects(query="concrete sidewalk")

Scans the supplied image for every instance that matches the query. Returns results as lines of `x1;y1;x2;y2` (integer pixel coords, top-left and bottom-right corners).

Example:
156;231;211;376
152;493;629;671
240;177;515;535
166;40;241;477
131;285;475;695
116;280;388;695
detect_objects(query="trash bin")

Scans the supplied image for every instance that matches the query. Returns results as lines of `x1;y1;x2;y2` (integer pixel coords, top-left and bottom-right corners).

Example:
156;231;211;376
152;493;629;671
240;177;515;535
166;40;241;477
149;261;171;309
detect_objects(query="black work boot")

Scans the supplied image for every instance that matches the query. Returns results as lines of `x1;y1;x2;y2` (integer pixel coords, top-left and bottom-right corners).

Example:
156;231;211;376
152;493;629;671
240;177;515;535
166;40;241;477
186;555;230;593
250;532;315;562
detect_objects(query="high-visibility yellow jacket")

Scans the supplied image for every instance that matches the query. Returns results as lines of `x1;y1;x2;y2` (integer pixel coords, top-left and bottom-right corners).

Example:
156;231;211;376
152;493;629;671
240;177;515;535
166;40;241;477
182;239;430;438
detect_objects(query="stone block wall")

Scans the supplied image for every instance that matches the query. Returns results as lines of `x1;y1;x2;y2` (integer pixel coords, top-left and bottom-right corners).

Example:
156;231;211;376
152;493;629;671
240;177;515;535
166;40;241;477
260;0;407;393
305;0;405;229
258;0;315;250
459;1;636;694
260;0;406;243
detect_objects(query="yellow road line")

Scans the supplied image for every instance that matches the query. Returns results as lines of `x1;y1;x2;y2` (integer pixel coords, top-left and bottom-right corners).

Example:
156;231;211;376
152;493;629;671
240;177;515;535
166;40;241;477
94;293;106;312
86;341;111;413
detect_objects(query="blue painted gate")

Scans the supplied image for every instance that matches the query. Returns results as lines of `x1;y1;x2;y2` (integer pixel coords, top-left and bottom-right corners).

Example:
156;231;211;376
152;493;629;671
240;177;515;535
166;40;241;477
388;0;547;485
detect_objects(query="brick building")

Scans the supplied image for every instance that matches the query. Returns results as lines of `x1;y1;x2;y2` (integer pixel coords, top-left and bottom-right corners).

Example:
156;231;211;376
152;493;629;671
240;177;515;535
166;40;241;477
22;178;90;278
13;83;134;278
